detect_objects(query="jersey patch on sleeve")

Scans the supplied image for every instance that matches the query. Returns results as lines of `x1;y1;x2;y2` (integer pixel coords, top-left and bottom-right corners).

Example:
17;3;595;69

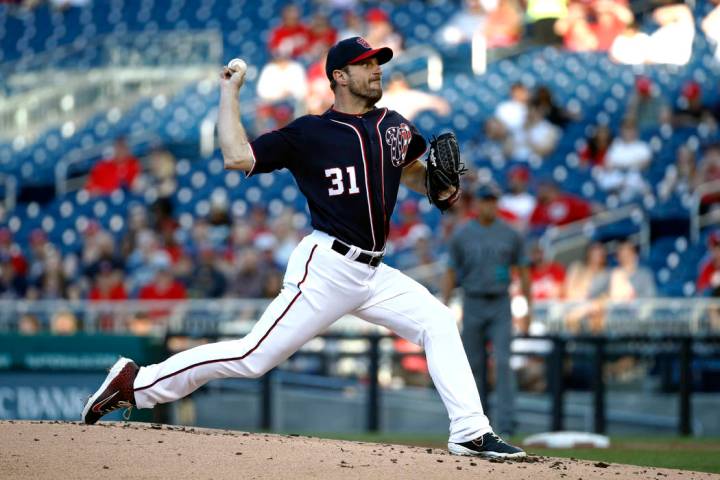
385;123;413;167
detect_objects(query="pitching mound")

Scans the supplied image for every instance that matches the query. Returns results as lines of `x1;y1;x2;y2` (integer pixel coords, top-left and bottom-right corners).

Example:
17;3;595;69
1;421;717;479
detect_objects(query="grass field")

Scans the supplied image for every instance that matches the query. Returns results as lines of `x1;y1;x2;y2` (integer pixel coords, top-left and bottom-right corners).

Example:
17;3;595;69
297;433;720;474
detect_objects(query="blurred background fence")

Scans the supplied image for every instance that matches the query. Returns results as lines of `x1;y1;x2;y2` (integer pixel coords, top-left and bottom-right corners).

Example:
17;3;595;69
1;298;719;436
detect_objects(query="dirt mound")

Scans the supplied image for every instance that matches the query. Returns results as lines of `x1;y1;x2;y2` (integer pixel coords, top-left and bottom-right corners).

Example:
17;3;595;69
1;421;716;479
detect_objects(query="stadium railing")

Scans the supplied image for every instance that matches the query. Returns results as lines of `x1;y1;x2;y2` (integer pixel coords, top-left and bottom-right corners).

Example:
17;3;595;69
0;30;221;143
540;204;650;263
0;172;17;211
2;298;718;336
2;298;718;434
691;179;720;243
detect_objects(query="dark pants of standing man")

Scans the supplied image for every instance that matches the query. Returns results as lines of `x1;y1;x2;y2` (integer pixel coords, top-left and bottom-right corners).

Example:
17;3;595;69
461;294;516;435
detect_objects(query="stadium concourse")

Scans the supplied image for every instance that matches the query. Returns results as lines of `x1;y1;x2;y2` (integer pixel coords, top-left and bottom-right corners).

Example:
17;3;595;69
1;0;720;431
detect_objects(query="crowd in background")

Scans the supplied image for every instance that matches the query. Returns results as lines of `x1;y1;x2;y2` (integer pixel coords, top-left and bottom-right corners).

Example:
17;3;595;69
2;0;720;333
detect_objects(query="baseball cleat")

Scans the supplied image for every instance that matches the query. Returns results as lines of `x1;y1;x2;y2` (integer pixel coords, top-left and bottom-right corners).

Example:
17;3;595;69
448;432;527;458
82;357;138;425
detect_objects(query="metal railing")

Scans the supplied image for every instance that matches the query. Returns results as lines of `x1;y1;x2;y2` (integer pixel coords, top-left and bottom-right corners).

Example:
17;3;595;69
54;130;167;195
540;204;650;264
391;45;444;91
0;30;222;143
0;173;17;212
690;180;720;243
2;297;719;434
2;297;719;336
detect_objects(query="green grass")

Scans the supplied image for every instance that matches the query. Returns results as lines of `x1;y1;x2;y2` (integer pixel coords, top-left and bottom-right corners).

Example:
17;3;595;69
286;432;720;474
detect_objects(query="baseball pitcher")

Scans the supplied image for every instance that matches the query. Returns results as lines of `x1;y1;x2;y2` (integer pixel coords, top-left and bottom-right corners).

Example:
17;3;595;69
82;37;525;458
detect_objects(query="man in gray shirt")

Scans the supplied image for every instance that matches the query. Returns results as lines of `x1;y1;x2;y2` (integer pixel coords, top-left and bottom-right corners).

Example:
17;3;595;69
442;183;531;435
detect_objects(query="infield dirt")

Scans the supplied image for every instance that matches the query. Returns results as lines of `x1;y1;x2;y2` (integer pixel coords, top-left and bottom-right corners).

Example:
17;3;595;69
1;421;718;479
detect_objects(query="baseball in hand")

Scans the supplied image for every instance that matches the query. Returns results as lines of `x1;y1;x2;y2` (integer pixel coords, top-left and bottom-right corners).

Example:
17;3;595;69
228;58;247;75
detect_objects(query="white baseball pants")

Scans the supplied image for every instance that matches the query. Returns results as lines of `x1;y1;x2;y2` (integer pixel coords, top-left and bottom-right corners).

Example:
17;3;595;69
133;230;492;442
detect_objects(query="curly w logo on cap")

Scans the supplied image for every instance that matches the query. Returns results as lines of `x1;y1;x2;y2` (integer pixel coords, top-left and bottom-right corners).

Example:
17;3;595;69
356;37;371;49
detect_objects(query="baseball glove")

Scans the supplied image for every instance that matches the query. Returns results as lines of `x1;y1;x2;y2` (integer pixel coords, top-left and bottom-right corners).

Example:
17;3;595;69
425;132;466;212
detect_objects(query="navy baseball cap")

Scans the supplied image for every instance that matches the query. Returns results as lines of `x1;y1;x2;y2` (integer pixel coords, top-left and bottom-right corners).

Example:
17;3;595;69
325;36;393;81
475;183;501;199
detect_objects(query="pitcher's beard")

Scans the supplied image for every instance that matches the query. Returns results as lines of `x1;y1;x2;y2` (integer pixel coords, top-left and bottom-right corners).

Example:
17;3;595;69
349;80;383;108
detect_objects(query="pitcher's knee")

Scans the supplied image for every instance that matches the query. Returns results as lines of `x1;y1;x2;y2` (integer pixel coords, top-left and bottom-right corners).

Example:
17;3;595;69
420;306;460;340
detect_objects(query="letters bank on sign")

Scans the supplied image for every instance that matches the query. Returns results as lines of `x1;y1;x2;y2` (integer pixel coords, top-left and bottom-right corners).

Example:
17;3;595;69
0;334;165;421
0;380;99;420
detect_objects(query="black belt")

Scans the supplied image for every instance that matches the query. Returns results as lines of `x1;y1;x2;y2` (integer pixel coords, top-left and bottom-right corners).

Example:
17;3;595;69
467;292;507;300
331;240;383;267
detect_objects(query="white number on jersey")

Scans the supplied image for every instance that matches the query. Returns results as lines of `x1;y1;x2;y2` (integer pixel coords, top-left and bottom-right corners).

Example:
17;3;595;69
325;166;360;196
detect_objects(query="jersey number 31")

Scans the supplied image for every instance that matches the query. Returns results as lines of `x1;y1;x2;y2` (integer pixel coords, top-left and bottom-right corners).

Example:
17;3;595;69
325;167;360;196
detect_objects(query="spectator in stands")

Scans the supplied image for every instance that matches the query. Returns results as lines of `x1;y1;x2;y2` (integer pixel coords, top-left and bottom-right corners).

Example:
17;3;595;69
270;209;303;268
306;45;335;115
364;8;403;54
18;314;41;335
526;0;566;45
158;221;184;265
256;45;308;124
477;117;512;167
268;4;309;59
339;10;365;39
86;137;141;195
657;145;698;203
645;3;695;66
596;121;651;201
120;204;150;258
437;0;488;47
697;145;720;213
0;258;27;299
485;0;523;49
27;246;68;300
494;82;530;139
207;195;232;250
579;124;613;167
229;239;281;299
498;165;536;231
248;204;272;239
529;180;593;231
378;73;450;121
395;224;438;275
390;200;422;249
697;231;720;296
88;260;127;301
510;105;561;161
306;12;337;61
613;3;694;66
674;81;716;129
0;227;27;278
138;147;177;200
589;0;633;52
126;229;162;293
81;222;121;278
51;310;78;335
625;76;671;131
186;247;226;299
564;241;610;301
532;85;574;129
27;228;51;282
138;252;187;301
555;2;598;51
702;0;720;62
609;22;650;65
607;240;656;300
527;243;566;300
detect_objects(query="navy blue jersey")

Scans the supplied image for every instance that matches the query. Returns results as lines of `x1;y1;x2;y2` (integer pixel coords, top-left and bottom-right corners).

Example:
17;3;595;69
249;107;427;252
